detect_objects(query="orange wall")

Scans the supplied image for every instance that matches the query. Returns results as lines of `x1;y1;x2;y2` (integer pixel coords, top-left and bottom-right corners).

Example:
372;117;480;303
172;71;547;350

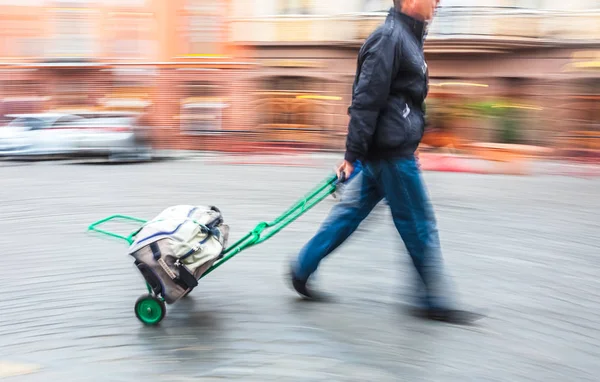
0;5;46;60
0;0;242;63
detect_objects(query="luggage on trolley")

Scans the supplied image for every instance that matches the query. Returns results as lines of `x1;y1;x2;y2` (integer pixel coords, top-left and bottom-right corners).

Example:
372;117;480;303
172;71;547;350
88;172;347;326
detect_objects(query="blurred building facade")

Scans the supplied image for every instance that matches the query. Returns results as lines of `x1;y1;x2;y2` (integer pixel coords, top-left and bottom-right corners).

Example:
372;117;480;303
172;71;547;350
0;0;598;155
0;0;257;152
231;0;599;154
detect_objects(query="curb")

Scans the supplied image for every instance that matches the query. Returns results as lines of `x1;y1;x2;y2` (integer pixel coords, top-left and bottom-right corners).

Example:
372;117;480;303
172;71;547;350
155;150;600;177
417;154;532;175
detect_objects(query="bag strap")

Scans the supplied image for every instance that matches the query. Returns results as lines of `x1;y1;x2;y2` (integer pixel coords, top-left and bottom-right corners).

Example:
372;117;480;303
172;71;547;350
150;242;161;260
148;241;199;289
176;263;199;289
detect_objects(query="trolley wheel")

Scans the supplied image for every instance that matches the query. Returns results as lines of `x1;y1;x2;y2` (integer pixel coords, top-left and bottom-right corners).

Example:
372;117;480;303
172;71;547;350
134;294;166;326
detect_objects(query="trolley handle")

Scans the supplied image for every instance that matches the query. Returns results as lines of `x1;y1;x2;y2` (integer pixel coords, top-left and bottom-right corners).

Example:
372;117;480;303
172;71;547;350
201;173;340;279
88;214;148;245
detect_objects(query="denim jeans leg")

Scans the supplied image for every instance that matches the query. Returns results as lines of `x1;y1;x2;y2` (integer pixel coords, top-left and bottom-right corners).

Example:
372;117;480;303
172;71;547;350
293;167;382;281
381;157;456;310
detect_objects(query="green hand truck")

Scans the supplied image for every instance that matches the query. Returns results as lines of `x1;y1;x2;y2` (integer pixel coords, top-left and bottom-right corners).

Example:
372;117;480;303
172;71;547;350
88;172;346;325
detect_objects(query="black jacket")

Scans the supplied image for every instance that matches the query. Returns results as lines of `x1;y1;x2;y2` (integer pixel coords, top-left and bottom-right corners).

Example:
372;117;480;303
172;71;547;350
345;8;429;163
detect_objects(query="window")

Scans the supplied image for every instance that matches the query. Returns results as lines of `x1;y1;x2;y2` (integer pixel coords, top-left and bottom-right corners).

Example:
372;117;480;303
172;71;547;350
180;82;227;134
258;77;318;126
109;14;154;59
253;76;342;149
104;78;152;111
278;0;312;15
181;103;224;133
52;9;95;57
183;0;225;55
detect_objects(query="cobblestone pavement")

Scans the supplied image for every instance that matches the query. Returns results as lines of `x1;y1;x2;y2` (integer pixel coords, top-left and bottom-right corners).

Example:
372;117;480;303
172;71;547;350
1;157;599;381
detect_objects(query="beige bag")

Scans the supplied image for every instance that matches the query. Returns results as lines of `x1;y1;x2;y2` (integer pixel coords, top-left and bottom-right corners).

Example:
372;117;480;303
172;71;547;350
128;205;229;304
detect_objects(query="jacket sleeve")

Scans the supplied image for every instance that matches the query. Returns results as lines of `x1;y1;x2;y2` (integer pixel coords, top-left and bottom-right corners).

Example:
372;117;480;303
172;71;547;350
345;32;398;163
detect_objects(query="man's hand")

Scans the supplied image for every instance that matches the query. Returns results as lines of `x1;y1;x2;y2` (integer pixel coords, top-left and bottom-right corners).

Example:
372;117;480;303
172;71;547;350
336;160;354;182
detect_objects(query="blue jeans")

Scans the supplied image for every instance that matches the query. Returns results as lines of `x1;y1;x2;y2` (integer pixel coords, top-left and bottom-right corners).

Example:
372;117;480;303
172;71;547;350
293;156;455;310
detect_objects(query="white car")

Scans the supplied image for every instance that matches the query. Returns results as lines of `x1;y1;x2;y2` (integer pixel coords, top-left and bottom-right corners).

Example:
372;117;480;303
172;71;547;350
0;111;152;161
66;112;152;161
0;113;84;157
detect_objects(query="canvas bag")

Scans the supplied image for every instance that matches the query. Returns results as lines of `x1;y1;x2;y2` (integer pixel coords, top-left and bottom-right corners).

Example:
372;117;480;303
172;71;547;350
128;205;229;304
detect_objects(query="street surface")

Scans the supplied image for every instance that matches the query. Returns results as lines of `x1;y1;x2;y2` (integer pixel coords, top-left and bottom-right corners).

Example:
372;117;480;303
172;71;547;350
1;156;599;381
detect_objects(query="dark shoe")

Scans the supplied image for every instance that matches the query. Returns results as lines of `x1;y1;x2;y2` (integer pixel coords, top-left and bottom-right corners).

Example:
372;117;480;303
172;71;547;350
289;267;330;302
410;307;485;325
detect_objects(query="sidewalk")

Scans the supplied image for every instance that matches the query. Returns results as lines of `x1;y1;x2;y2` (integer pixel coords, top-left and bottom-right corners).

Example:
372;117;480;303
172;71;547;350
155;150;600;178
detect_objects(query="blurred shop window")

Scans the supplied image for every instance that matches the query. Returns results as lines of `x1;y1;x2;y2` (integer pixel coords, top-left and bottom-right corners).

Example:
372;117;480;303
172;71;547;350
557;79;600;154
104;76;152;112
181;104;225;134
569;79;600;130
278;0;312;15
184;0;225;55
269;76;322;93
255;76;339;148
259;76;320;126
52;8;95;58
180;82;227;135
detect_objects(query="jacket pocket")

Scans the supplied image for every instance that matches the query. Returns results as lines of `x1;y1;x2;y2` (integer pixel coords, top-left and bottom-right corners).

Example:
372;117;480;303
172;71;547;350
373;102;409;150
403;107;424;146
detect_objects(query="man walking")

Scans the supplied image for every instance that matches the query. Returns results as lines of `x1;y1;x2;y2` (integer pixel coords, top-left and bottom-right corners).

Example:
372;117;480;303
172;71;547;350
290;0;481;324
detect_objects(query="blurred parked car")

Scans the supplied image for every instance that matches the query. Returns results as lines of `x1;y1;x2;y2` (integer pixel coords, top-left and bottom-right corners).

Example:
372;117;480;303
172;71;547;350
66;111;152;161
0;111;152;161
0;113;84;156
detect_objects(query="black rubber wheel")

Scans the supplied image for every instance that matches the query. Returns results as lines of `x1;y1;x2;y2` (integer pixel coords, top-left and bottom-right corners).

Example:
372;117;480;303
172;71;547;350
134;294;166;326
